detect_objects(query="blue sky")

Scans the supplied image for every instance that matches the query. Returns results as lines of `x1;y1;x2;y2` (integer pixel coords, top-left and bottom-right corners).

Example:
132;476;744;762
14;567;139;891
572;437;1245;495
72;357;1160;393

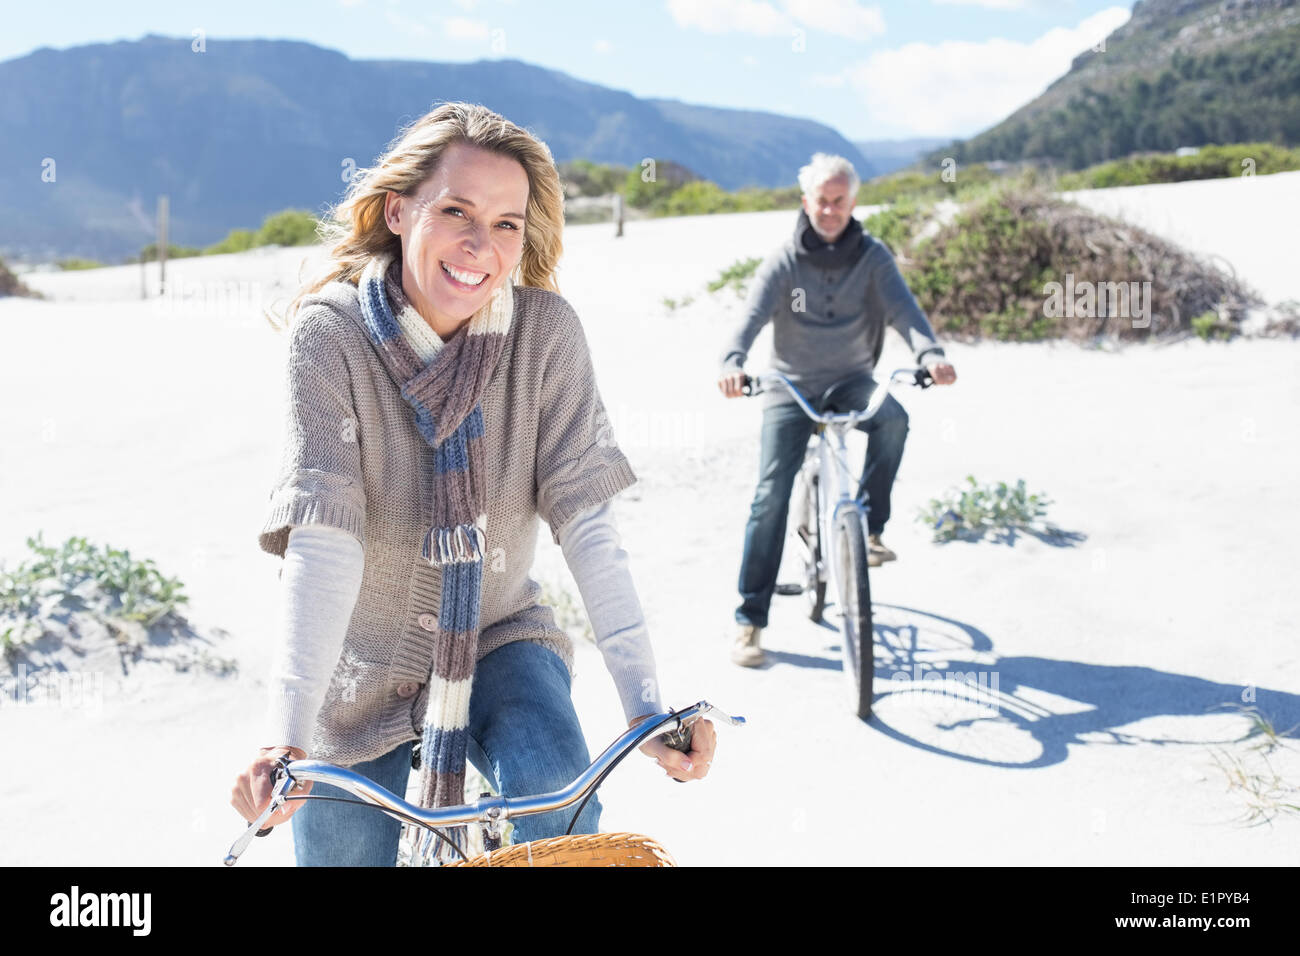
7;0;1132;140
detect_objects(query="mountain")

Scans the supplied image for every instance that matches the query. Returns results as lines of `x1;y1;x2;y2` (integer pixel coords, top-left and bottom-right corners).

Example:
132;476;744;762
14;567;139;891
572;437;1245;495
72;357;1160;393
927;0;1300;170
853;137;949;177
0;35;871;261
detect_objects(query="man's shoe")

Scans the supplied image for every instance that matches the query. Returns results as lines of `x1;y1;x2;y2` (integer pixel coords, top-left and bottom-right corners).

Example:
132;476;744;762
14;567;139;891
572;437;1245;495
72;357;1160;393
867;534;897;566
730;624;765;667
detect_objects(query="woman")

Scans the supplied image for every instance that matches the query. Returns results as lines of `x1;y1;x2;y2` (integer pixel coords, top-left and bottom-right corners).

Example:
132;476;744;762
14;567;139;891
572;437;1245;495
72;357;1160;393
229;101;716;866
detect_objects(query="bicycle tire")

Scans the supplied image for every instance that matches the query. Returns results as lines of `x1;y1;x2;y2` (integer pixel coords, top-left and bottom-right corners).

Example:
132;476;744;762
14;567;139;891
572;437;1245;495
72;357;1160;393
832;509;873;719
795;470;827;622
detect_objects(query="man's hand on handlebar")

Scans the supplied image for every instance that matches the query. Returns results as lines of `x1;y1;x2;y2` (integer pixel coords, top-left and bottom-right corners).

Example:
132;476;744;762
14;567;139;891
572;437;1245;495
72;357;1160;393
717;369;748;399
926;361;957;385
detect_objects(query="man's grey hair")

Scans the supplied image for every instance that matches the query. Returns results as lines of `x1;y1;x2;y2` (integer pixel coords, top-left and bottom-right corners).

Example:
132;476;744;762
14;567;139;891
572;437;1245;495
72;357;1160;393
798;153;860;199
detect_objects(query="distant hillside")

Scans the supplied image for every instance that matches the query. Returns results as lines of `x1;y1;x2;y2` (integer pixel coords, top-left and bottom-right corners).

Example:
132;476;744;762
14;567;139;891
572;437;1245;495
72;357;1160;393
854;137;949;177
0;35;870;261
928;0;1300;169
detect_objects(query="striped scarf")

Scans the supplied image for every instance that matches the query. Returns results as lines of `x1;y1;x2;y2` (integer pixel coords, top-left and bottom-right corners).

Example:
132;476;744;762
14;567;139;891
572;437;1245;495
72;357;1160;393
356;250;512;852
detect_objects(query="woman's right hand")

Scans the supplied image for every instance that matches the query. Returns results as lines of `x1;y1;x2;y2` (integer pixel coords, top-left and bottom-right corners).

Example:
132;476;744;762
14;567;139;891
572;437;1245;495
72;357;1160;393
231;745;313;828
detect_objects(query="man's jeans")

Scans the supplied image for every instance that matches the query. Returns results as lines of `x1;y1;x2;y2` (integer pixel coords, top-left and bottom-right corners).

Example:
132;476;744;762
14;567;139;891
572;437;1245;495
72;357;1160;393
736;374;909;629
291;640;600;865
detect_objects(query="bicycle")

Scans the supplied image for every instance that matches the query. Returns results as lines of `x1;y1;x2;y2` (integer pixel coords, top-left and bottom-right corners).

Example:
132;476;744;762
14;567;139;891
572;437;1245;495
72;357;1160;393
224;700;745;867
741;366;934;720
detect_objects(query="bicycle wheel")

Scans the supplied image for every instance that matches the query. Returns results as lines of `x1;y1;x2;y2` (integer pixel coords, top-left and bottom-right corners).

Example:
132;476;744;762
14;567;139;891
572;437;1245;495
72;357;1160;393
794;469;827;622
832;509;873;719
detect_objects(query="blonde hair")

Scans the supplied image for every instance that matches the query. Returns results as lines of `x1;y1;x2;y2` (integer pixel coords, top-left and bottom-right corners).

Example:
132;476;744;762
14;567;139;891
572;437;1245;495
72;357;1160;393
268;101;565;332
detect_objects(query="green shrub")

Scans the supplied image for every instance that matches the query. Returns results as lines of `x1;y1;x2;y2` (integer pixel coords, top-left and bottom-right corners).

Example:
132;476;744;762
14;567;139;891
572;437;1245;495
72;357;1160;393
56;257;105;270
660;181;740;216
906;188;1059;340
863;198;928;255
707;257;762;297
1191;310;1233;340
205;228;258;255
900;185;1258;341
1;532;188;659
559;159;630;197
622;160;800;217
917;476;1059;542
622;159;700;209
1057;142;1300;190
858;163;1002;206
133;242;202;263
255;209;319;247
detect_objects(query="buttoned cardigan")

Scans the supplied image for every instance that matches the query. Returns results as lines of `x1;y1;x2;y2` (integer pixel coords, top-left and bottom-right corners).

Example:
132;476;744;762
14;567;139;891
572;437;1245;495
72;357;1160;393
257;277;638;765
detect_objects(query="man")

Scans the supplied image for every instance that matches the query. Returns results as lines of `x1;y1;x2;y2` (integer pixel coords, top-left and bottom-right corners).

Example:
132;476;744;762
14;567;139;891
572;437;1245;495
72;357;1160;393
717;152;957;668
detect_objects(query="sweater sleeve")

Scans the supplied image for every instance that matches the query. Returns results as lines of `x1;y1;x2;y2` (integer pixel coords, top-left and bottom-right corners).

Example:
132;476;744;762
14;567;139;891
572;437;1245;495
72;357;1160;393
556;500;664;723
535;299;638;545
258;308;367;559
866;244;947;367
259;524;365;752
720;246;791;373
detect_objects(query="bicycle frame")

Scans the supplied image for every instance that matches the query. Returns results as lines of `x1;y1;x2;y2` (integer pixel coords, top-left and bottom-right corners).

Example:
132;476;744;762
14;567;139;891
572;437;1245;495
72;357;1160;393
752;368;928;602
224;700;745;866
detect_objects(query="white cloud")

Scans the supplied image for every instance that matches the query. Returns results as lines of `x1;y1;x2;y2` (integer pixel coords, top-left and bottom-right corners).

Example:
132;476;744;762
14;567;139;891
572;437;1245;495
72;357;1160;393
666;0;791;35
834;6;1130;137
784;0;885;40
444;16;490;40
594;38;613;54
666;0;885;39
932;0;1033;9
383;6;431;37
808;71;846;87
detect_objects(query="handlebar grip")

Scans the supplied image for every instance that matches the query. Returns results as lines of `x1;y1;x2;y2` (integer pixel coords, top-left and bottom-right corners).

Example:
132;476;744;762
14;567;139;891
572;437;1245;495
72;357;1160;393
739;374;754;396
659;724;693;753
658;723;693;784
252;753;301;836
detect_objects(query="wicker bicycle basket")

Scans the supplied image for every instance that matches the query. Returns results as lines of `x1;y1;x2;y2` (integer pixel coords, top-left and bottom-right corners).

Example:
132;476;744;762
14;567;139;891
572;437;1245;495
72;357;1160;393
444;831;677;867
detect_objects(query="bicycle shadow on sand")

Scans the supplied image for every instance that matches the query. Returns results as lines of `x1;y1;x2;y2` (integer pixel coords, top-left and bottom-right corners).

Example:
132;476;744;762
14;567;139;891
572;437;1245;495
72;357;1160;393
852;603;1300;770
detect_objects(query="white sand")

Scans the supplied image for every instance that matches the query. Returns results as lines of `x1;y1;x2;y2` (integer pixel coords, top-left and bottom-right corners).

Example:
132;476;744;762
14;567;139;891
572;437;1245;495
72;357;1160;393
2;177;1298;866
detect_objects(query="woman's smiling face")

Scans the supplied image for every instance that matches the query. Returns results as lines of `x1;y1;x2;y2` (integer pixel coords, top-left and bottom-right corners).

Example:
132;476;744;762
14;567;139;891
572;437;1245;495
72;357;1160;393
383;140;530;337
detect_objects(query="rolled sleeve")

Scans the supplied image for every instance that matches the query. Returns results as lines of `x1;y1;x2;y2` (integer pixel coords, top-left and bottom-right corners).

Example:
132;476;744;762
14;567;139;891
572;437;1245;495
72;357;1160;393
258;309;367;559
535;301;638;544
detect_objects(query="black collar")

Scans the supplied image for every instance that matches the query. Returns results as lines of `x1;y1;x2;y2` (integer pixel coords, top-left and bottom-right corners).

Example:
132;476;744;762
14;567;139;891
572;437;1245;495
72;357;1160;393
793;208;865;269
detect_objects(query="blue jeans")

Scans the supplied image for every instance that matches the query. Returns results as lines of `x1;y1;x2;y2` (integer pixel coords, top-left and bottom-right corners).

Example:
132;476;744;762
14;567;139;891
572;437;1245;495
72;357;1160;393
736;374;909;629
290;640;601;866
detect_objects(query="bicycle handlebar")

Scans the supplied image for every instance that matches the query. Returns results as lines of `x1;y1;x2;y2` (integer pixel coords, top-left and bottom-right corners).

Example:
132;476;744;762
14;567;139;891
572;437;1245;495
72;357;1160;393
224;700;745;865
740;367;933;427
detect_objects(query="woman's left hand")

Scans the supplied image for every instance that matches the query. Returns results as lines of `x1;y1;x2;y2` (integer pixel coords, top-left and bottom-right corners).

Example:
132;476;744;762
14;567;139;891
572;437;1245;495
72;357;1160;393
630;713;716;782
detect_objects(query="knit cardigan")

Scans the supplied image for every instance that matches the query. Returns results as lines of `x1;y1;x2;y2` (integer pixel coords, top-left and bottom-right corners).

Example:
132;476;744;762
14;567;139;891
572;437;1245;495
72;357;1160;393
257;277;643;766
261;500;664;754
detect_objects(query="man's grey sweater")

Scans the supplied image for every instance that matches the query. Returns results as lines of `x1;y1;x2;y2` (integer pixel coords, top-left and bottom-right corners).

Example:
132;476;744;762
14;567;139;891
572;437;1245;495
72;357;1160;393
721;213;947;407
